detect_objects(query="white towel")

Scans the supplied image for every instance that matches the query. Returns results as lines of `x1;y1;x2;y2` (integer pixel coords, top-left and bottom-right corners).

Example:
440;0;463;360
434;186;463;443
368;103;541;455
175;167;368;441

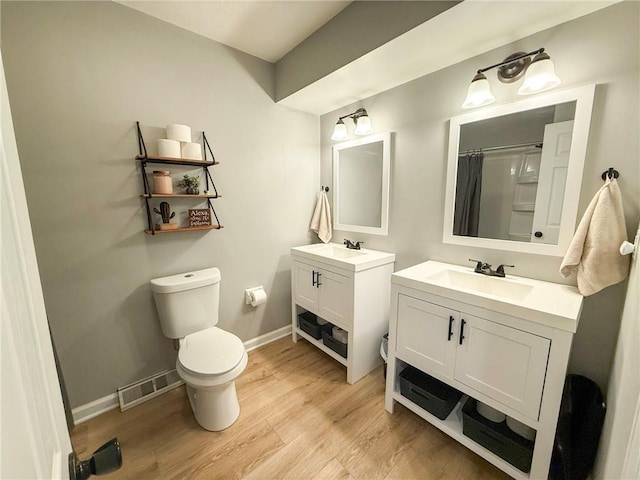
309;191;332;243
560;178;630;296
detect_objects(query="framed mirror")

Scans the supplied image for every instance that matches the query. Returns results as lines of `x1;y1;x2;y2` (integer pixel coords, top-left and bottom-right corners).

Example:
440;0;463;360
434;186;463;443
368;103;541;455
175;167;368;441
443;84;596;256
333;132;391;235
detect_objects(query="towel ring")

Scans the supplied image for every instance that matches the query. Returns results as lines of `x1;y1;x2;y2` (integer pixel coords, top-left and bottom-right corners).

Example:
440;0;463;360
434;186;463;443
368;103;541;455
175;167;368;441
601;168;619;181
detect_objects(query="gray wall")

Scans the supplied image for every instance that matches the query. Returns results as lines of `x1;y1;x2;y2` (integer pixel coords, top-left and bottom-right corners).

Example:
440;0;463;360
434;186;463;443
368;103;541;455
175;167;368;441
275;1;460;102
321;2;639;390
1;1;319;408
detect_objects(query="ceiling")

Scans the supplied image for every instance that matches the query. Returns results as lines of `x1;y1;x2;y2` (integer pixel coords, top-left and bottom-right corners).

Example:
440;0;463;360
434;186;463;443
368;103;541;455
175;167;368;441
276;0;619;114
117;0;351;63
117;0;620;114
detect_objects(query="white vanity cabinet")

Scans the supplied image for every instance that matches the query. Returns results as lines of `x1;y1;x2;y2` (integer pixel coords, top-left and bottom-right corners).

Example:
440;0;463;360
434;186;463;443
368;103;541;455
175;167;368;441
385;261;583;480
291;243;395;384
396;294;550;420
292;261;351;329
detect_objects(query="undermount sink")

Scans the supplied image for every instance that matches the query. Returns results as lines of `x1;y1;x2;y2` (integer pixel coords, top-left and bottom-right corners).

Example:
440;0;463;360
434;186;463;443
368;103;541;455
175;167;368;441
391;261;583;331
291;243;395;272
425;269;534;302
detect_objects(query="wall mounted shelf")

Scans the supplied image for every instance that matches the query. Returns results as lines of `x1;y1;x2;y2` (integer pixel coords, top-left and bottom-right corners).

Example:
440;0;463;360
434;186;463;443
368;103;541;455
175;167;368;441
135;121;223;235
134;155;219;167
143;225;223;235
140;194;221;199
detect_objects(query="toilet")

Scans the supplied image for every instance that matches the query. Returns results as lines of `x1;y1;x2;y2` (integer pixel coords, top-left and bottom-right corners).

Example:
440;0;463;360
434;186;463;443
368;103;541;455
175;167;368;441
150;267;247;431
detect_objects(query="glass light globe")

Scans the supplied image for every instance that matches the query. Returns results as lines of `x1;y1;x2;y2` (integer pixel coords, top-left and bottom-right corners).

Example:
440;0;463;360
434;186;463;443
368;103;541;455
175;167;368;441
354;115;373;136
331;120;349;141
462;73;495;109
518;53;561;95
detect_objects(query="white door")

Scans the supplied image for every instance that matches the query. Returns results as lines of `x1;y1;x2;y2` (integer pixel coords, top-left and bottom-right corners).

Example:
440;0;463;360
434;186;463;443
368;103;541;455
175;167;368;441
454;314;550;420
596;226;640;479
316;268;351;329
531;120;574;244
1;54;72;479
292;260;319;312
395;296;457;379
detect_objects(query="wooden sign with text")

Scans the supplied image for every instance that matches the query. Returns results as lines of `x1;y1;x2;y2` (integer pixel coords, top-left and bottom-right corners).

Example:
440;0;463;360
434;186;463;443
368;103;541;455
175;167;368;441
189;209;211;227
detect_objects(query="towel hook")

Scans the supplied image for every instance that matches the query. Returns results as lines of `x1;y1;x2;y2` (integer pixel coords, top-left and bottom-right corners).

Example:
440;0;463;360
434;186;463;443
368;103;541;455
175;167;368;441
601;167;619;181
321;186;329;192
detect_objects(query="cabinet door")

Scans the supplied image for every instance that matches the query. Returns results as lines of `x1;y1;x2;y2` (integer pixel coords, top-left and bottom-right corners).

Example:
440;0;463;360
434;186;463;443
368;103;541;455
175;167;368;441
454;314;550;419
395;295;457;379
292;261;319;313
317;268;351;329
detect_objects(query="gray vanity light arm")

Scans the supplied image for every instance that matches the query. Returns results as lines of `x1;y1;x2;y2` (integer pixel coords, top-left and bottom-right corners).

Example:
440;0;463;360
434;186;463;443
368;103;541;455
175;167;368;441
476;48;545;75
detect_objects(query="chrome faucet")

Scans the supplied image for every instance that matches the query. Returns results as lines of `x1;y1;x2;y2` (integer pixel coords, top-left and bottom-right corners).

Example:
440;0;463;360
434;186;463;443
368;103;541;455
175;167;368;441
344;239;364;250
469;259;514;278
496;264;515;277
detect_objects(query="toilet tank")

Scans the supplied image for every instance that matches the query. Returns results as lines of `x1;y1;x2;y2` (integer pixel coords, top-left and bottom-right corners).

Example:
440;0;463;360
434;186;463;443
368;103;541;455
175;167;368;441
150;267;221;339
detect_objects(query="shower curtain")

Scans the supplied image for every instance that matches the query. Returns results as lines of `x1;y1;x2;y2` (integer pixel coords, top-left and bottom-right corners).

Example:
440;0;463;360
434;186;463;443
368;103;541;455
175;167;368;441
453;152;484;236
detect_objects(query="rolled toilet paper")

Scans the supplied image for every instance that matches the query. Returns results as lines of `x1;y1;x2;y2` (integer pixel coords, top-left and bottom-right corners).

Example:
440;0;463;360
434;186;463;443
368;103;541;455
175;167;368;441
181;142;202;161
249;288;267;307
332;327;348;344
166;124;191;143
476;401;506;423
506;416;536;440
245;287;265;306
157;139;181;158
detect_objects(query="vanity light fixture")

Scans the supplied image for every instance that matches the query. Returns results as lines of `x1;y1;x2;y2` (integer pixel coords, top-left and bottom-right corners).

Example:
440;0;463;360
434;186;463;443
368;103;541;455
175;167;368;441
331;108;373;141
462;48;561;109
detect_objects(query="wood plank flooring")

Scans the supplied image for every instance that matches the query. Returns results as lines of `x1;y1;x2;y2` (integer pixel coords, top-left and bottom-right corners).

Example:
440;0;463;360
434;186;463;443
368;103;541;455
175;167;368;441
71;337;511;479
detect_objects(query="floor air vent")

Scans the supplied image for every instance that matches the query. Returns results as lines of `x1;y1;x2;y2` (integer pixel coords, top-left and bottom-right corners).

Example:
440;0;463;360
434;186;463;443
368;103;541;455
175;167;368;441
117;369;183;411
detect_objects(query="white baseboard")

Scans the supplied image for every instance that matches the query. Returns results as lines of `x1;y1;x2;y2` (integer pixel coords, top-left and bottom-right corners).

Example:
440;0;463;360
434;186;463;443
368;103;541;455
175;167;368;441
72;393;119;425
243;324;292;352
72;324;292;425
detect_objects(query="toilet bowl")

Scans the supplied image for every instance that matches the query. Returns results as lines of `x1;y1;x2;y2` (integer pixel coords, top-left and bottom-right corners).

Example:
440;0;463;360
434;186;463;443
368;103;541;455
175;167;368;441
150;268;247;431
176;326;247;431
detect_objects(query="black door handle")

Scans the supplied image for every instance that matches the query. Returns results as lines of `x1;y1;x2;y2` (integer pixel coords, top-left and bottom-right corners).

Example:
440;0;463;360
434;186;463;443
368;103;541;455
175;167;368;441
459;319;466;345
316;272;322;287
312;270;317;286
448;316;454;341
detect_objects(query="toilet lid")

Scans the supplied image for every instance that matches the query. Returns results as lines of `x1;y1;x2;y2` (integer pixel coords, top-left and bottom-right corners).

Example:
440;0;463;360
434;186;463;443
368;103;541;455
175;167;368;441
178;327;245;376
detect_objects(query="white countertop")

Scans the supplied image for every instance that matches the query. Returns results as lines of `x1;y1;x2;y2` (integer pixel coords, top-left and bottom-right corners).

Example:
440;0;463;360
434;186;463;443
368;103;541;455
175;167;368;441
392;261;583;332
291;243;396;272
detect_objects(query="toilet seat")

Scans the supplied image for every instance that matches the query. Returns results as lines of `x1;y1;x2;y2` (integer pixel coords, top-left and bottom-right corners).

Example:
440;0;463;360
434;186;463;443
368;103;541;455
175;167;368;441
178;327;245;376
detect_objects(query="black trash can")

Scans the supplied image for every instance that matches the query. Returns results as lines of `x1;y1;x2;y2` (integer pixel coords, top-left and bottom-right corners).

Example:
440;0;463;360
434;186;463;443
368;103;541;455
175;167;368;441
549;374;606;480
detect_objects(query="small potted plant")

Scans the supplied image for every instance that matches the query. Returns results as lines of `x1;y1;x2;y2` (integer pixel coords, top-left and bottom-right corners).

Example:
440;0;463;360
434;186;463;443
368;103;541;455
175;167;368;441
178;175;200;195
